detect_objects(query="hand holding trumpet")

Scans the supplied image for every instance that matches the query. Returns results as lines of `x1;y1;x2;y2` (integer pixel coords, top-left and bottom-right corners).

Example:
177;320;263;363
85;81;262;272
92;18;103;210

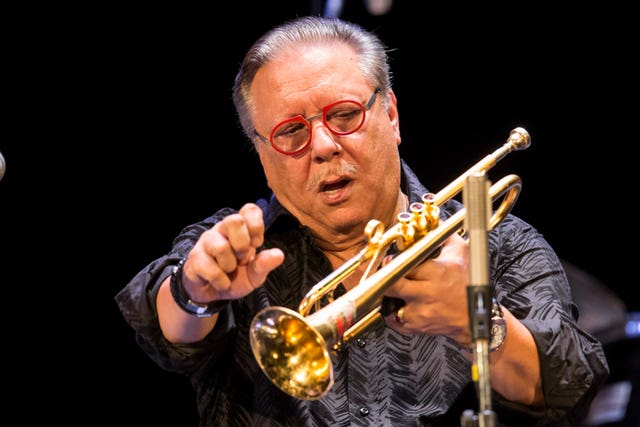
383;232;472;345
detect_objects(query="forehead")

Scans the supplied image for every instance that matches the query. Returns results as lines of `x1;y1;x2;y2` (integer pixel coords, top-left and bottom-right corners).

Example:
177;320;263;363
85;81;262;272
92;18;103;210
251;42;366;102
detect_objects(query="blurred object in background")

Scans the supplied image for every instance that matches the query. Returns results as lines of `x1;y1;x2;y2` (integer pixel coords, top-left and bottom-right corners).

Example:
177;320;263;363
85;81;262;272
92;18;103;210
564;260;628;345
0;150;5;181
563;260;639;426
365;0;392;15
321;0;343;17
315;0;393;17
626;312;640;339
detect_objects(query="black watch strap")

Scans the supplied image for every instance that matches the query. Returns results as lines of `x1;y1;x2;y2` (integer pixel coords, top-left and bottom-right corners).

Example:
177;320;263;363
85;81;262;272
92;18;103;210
169;257;229;318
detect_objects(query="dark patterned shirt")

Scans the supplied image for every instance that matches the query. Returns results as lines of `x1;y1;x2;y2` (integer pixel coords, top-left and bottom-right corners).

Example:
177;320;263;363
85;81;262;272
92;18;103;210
115;160;608;426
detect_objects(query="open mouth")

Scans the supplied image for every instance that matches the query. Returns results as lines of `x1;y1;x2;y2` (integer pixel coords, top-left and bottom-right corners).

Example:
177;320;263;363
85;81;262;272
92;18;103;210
321;178;350;194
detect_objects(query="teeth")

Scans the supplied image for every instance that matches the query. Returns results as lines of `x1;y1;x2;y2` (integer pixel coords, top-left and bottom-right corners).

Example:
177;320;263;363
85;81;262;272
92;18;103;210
323;189;340;195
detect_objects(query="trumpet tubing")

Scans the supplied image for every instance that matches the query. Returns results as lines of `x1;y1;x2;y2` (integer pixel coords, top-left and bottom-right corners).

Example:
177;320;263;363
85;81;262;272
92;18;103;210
250;127;531;401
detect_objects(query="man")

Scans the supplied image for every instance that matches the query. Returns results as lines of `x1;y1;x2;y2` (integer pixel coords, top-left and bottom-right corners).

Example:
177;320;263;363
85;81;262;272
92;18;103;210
116;16;608;426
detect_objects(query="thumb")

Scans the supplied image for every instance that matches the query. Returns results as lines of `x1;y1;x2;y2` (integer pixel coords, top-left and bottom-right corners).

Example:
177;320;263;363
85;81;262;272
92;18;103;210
248;248;285;285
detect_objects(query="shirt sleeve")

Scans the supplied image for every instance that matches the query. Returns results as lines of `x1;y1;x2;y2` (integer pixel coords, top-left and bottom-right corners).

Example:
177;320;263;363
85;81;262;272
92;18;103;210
490;214;610;423
114;208;238;375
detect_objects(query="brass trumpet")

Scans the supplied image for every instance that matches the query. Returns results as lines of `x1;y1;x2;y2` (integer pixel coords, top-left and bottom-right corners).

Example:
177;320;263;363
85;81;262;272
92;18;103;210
249;127;531;400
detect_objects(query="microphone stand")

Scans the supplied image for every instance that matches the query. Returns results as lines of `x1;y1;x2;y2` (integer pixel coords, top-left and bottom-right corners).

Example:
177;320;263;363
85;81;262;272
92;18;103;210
460;172;497;427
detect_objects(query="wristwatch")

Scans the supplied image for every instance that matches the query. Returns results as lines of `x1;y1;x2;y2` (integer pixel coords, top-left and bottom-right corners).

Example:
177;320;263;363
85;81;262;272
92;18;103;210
169;257;229;318
489;298;506;352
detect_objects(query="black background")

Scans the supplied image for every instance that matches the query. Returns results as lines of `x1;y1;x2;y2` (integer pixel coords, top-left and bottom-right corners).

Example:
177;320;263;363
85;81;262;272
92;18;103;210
2;1;637;424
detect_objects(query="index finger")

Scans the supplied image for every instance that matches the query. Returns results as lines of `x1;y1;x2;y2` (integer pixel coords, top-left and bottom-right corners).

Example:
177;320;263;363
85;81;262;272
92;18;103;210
238;203;266;248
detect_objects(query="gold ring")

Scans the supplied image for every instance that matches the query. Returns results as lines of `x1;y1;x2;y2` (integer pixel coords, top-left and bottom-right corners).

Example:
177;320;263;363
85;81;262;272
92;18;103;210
395;307;405;324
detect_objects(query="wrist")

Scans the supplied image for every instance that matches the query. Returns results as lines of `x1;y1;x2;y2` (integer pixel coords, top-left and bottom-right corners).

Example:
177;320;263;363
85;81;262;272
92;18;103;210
169;257;229;318
463;298;507;353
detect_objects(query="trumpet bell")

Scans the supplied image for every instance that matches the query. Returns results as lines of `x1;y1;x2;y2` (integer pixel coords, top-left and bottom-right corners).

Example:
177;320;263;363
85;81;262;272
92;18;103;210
250;306;334;400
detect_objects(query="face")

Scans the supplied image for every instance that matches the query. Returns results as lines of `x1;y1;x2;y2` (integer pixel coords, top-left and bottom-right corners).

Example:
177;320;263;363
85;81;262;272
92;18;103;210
250;42;402;249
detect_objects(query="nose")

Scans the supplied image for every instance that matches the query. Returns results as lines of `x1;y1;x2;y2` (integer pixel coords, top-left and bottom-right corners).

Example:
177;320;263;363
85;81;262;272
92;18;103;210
309;121;343;159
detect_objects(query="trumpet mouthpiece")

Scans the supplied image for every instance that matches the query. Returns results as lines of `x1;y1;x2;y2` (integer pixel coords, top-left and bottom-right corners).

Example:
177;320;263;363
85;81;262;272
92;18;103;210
509;127;531;151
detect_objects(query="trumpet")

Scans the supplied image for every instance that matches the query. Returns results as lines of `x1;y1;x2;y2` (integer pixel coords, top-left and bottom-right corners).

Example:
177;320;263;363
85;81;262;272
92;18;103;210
249;127;531;400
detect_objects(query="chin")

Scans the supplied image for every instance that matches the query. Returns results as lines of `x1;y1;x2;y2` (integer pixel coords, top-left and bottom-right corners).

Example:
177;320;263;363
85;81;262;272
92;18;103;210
327;210;370;235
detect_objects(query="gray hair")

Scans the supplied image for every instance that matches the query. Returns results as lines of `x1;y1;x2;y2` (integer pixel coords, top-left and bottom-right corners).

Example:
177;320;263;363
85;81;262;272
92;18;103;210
232;16;393;145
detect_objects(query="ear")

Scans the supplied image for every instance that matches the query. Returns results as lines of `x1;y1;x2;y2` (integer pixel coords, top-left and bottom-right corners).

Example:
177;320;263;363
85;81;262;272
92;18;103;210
386;89;401;146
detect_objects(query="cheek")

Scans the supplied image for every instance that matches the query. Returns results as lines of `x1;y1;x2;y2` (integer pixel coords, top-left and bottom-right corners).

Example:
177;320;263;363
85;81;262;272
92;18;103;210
370;126;402;182
369;122;401;160
257;150;277;190
259;152;308;194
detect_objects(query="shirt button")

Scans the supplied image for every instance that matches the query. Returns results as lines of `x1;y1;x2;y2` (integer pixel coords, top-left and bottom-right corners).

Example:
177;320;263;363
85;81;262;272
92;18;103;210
356;338;366;347
359;407;370;416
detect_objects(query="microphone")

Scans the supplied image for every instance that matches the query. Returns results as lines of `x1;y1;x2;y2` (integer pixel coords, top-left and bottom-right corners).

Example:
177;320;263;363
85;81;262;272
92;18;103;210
465;171;491;291
464;171;492;347
0;150;5;182
463;171;497;426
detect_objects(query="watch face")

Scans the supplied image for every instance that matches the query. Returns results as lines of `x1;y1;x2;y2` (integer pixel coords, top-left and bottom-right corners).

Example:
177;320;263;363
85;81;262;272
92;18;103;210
490;318;506;351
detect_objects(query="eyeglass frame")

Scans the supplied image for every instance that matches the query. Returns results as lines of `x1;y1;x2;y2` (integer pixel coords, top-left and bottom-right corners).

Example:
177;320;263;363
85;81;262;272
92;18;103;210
253;88;381;156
